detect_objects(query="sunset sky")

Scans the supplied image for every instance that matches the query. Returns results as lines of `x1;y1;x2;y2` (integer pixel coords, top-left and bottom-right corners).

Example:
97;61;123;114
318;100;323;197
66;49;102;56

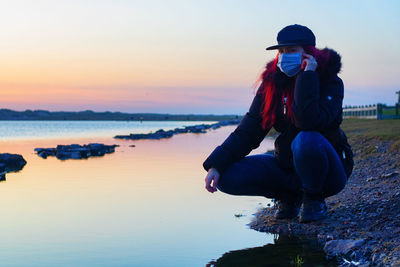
0;0;399;114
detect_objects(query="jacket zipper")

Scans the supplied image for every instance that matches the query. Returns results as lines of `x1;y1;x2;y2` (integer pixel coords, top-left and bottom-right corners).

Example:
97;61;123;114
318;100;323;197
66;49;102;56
283;96;287;116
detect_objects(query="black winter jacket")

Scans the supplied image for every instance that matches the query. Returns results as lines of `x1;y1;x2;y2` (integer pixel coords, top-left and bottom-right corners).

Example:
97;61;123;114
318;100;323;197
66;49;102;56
203;49;354;178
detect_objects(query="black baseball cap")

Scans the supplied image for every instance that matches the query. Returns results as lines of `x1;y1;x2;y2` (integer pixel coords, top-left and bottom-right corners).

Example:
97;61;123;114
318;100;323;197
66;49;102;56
266;24;316;50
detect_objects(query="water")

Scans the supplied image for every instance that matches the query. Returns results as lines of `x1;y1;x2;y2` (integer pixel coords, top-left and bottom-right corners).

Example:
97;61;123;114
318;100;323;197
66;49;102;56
212;235;338;266
0;123;275;266
0;122;335;266
0;120;217;140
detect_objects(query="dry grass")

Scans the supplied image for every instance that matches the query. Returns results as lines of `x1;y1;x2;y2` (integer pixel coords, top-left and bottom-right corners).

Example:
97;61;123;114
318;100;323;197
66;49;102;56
341;118;400;141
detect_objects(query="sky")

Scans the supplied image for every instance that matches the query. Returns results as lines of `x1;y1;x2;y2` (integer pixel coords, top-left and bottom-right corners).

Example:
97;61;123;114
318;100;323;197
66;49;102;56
0;0;399;114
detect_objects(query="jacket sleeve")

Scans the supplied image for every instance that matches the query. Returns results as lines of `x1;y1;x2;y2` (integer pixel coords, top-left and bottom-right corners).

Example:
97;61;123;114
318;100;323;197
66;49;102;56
292;70;344;130
202;89;270;174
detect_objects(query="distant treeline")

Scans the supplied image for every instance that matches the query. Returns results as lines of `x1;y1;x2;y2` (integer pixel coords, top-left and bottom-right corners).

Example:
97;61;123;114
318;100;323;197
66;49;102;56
0;109;242;121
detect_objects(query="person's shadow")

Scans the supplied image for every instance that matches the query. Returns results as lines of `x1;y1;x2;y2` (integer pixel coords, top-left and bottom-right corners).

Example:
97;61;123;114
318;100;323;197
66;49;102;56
206;235;337;267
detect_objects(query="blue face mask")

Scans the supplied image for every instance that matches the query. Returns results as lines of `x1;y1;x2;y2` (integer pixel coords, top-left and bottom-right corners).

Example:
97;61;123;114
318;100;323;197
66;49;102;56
277;53;302;77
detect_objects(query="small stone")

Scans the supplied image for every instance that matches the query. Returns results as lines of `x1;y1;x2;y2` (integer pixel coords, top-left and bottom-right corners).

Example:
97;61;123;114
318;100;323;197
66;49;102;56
380;171;399;179
324;239;365;258
327;234;334;241
38;151;48;159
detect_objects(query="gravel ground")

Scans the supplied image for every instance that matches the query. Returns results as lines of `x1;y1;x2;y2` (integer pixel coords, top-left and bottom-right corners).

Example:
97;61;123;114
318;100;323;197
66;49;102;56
249;137;400;266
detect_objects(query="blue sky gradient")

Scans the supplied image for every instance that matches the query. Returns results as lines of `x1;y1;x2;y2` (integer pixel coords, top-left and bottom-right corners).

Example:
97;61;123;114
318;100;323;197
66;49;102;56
0;0;399;114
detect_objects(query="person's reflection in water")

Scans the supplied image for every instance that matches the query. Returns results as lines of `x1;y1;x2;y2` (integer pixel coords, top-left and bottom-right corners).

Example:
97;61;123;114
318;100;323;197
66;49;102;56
206;235;338;267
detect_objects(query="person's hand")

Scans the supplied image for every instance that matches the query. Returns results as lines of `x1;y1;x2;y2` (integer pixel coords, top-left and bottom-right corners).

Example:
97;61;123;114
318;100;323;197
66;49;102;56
205;168;220;193
301;53;318;72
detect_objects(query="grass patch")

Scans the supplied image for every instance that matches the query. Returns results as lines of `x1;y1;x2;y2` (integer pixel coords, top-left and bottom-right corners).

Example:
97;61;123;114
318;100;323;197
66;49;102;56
342;119;400;159
341;118;400;141
382;107;397;116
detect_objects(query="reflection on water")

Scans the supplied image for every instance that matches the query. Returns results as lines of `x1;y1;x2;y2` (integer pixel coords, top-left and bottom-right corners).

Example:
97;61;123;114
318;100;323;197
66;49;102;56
208;235;338;267
0;125;279;266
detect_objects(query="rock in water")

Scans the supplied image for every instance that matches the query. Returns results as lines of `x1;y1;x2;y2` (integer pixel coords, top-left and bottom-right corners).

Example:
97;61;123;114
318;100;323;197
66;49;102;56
114;120;240;140
35;144;119;160
0;163;6;181
324;239;365;258
0;153;27;173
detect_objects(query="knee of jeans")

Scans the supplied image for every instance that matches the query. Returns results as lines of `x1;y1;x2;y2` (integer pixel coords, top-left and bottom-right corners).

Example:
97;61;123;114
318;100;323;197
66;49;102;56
216;180;234;195
216;173;230;193
291;131;324;155
216;169;242;195
324;179;347;198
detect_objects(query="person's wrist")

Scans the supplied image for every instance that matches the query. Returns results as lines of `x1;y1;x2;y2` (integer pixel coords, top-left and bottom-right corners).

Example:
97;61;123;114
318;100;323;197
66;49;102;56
210;167;220;174
210;167;218;172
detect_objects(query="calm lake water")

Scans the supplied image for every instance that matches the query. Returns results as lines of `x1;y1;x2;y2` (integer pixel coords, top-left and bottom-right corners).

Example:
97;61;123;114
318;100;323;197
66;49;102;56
0;120;218;140
0;122;275;266
0;121;336;266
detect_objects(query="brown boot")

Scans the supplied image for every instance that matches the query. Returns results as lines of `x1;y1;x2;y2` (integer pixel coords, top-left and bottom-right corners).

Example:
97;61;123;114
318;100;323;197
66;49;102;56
274;194;302;220
299;193;328;223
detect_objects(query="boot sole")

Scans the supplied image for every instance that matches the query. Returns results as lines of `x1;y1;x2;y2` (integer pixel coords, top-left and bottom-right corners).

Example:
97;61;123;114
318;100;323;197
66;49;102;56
299;211;328;223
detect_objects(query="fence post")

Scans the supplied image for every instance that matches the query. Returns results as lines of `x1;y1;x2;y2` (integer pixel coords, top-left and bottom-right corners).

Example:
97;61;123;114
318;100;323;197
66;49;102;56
377;104;382;120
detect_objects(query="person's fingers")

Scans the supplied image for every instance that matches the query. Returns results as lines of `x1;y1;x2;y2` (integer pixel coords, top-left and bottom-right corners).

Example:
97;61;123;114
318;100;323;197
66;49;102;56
301;60;307;69
205;169;221;193
205;182;213;192
212;174;219;192
205;175;212;192
205;173;217;192
204;175;209;184
302;53;317;64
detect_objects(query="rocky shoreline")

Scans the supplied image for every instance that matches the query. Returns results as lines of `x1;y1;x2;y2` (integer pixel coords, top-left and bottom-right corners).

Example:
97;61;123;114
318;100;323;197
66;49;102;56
114;120;240;140
250;136;400;266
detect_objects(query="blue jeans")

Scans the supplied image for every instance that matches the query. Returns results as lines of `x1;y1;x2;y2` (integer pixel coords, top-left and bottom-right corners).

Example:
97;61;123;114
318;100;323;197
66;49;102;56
217;131;347;199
